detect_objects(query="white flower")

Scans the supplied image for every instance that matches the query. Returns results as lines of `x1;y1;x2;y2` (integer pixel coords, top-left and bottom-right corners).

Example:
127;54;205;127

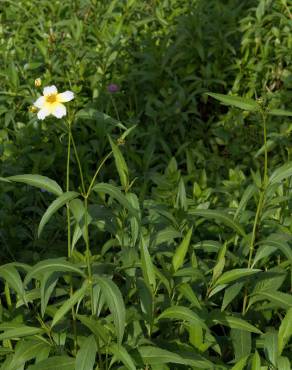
33;85;74;120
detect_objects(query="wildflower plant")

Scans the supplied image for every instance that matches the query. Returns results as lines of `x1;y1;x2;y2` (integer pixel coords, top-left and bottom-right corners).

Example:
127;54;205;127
1;0;292;369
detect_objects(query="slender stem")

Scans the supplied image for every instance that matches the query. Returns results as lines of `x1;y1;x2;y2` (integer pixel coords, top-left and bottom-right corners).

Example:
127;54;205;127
248;111;268;269
243;110;269;314
84;196;94;314
110;94;120;121
70;132;86;195
66;120;78;353
247;191;264;269
86;151;113;198
66;126;72;258
263;113;268;187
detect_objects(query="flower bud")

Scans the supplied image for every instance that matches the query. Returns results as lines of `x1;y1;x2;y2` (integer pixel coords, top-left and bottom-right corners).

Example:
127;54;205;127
29;106;38;113
107;83;119;93
34;78;42;87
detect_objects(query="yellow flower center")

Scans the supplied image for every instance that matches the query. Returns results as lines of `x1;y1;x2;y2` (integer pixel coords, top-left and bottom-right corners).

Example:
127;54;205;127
46;94;57;103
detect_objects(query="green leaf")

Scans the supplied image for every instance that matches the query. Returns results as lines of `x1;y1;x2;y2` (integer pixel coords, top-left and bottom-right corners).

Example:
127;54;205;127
70;199;91;250
92;183;138;217
158;306;207;329
253;290;292;309
38;191;79;237
222;282;244;311
213;268;261;287
138;346;189;366
51;281;89;327
24;258;85;285
209;312;262;334
251;351;261;370
0;326;44;341
207;93;258;111
7;174;63;196
178;283;202;310
189;209;246;237
108;135;129;190
27;356;75;370
75;335;97;370
137;278;153;325
110;343;136;370
6;340;49;370
172;228;193;272
278;308;292;355
76;315;108;344
230;356;249;370
0;264;25;302
231;329;251;361
269;162;292;185
40;272;59;317
277;357;291;370
212;242;227;283
234;184;257;219
264;332;278;368
140;236;156;290
76;109;120;126
268;109;292;117
94;276;126;345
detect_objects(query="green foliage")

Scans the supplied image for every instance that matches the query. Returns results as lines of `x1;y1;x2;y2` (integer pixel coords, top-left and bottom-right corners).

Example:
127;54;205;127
1;0;292;368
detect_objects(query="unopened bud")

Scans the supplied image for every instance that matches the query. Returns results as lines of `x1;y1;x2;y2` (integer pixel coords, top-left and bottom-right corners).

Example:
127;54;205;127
29;106;38;113
34;78;42;87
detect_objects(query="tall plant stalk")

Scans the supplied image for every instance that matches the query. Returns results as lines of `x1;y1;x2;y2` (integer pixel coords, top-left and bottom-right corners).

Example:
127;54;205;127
243;110;268;314
65;119;78;354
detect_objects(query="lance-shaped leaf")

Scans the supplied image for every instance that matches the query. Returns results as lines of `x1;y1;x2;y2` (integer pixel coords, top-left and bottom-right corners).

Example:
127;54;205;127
24;258;85;285
140;237;156;290
76;315;109;344
27;356;75;370
92;183;138;218
208;312;262;334
278;307;292;355
0;326;44;341
213;268;261;287
108;135;129;190
268;109;292;116
0;264;25;302
158;306;207;329
207;93;258;111
110;343;136;370
189;209;246;237
269;162;292;186
75;335;97;370
51;281;89;327
94;276;126;345
7;340;49;370
172;228;193;272
7;174;63;196
38;191;79;237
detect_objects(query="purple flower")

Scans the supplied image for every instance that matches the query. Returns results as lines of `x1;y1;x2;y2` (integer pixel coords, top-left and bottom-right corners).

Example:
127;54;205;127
107;83;119;93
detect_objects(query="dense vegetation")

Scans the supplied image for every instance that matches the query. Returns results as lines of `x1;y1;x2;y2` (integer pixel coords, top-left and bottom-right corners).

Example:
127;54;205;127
1;0;292;368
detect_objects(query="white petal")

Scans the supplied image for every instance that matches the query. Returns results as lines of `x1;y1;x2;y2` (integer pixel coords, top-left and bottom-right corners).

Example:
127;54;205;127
33;96;45;108
57;91;74;102
37;107;50;120
43;85;57;96
52;103;66;118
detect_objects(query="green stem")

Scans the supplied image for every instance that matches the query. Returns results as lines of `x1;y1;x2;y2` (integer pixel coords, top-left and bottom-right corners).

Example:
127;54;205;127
110;94;120;121
248;111;268;269
84;196;94;314
86;151;113;198
66;126;72;258
243;111;269;314
66;121;78;353
263;112;268;187
71;132;86;195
